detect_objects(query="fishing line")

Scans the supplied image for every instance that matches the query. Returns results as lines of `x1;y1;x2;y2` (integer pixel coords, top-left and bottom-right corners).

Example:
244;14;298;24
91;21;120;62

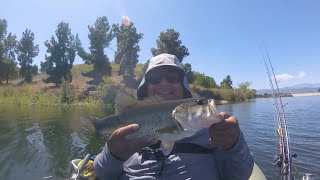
260;43;296;180
263;44;292;178
260;47;285;159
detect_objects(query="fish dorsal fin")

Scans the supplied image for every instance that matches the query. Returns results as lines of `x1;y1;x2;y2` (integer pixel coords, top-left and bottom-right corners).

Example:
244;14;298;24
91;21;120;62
139;95;164;104
160;141;175;156
114;93;137;113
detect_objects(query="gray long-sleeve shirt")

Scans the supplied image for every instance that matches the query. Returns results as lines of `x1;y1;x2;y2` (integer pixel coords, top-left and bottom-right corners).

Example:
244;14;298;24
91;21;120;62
94;129;254;180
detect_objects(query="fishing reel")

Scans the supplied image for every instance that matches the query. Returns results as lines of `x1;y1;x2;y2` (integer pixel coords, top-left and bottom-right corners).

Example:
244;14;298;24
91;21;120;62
274;153;298;167
140;148;165;161
302;173;319;180
139;141;165;161
274;155;282;167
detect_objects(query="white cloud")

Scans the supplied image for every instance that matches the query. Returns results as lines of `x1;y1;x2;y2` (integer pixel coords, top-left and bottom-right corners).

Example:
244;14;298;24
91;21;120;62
276;74;294;81
298;71;306;79
275;71;306;81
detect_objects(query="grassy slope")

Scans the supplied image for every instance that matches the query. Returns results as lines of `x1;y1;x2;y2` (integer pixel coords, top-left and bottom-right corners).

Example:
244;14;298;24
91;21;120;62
4;63;144;93
3;63;248;104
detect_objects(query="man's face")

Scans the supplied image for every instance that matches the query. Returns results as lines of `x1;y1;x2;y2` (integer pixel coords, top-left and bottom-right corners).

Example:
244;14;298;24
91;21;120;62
146;67;184;100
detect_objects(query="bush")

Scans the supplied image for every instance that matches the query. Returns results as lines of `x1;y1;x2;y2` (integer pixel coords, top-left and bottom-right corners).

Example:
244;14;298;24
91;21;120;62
60;78;75;104
97;76;138;110
190;83;255;103
97;76;121;107
219;88;237;102
191;85;221;99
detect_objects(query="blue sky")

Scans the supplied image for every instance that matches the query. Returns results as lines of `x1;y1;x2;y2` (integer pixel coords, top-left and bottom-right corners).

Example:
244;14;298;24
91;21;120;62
1;0;319;89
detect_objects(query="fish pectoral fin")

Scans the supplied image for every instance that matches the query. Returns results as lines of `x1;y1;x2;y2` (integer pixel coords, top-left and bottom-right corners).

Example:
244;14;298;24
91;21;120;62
160;141;175;156
81;117;105;138
80;116;97;130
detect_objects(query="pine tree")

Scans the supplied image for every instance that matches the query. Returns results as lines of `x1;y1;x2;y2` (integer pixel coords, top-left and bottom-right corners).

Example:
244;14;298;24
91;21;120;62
75;16;114;86
220;75;233;89
41;22;76;86
113;21;143;87
0;19;18;84
151;28;189;62
17;29;39;82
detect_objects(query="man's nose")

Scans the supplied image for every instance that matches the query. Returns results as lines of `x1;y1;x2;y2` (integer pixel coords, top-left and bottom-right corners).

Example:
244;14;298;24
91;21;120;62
158;78;170;85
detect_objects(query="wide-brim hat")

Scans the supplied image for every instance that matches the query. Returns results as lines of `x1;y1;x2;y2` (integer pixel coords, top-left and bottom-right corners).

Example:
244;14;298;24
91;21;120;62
137;53;192;100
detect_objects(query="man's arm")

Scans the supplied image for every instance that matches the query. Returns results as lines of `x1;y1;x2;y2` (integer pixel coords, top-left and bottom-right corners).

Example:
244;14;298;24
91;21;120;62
209;112;254;179
214;131;254;180
94;124;158;180
94;144;124;180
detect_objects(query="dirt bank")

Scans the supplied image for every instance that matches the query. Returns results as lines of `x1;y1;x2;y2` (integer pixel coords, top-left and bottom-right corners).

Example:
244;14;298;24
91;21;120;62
291;92;320;97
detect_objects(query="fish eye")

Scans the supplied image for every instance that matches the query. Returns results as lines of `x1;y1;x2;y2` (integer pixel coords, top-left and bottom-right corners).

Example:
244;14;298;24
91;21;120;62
197;99;205;105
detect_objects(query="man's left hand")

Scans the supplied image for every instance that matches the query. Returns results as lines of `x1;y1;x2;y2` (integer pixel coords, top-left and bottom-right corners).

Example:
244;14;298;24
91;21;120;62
209;112;240;150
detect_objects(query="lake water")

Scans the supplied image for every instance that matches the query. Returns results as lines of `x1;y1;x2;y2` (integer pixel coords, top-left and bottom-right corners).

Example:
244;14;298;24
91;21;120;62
0;96;319;179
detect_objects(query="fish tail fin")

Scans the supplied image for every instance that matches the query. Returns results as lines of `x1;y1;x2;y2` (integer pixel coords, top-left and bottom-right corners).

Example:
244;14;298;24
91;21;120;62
80;116;97;129
80;116;105;138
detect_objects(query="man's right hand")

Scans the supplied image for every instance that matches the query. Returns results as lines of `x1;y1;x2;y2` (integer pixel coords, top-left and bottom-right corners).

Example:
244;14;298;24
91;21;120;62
107;124;158;161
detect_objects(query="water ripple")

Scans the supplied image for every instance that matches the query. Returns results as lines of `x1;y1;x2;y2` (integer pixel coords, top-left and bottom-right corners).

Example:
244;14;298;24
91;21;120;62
0;97;320;179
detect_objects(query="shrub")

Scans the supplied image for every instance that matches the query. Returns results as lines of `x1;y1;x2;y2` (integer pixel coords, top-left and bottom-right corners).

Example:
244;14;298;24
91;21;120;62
97;76;121;107
191;85;221;99
60;78;75;104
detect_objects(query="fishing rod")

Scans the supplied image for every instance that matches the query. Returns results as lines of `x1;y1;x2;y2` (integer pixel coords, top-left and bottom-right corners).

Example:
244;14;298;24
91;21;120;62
261;46;296;180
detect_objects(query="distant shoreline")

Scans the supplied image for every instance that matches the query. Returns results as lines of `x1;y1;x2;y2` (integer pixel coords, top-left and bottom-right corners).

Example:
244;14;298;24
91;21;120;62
291;92;320;97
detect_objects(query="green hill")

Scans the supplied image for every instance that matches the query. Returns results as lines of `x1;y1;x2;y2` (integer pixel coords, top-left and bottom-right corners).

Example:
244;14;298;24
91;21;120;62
0;63;256;106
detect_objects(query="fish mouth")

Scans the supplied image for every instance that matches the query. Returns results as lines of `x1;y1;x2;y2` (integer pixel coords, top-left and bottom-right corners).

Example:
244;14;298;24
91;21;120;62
156;91;173;95
174;117;185;131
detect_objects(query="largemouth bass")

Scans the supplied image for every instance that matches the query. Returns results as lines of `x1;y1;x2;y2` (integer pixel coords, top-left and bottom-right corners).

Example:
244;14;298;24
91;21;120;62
86;93;224;154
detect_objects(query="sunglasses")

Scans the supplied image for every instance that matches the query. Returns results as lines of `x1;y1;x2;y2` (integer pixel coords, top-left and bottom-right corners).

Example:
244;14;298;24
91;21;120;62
146;72;182;84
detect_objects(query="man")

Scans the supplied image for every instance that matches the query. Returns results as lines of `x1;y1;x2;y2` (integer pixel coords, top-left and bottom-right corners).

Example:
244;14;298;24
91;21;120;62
94;53;254;179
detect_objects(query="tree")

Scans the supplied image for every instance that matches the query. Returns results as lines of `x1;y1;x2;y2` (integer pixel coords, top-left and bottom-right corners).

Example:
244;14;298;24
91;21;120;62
17;29;39;82
220;75;233;89
151;29;189;62
113;21;143;87
136;59;150;85
0;19;18;84
76;16;114;85
193;72;217;88
31;64;39;75
0;58;18;84
41;22;76;86
0;19;7;60
237;81;255;99
183;63;195;83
